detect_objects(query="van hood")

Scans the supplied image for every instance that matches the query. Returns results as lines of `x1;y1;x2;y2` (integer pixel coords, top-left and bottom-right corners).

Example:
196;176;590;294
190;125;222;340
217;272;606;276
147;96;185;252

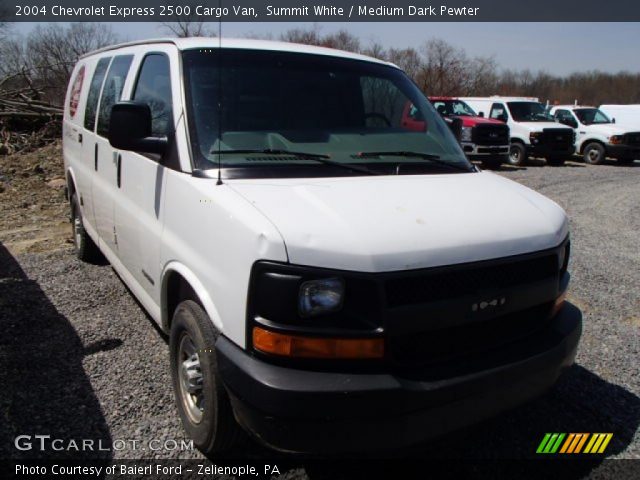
455;115;504;127
519;121;572;132
228;172;568;273
583;123;630;136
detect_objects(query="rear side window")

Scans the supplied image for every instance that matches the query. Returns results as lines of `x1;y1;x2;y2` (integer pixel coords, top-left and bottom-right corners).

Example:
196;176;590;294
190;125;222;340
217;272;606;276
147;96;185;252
133;54;173;136
84;57;111;131
97;55;134;137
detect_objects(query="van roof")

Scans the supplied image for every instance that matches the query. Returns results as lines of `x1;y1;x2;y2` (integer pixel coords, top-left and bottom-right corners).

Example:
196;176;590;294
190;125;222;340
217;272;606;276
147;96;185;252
551;105;596;109
80;37;397;68
461;96;540;102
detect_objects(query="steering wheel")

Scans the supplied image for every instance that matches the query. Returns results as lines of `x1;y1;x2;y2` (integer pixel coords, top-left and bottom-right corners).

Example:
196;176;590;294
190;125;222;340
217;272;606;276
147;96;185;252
364;112;392;127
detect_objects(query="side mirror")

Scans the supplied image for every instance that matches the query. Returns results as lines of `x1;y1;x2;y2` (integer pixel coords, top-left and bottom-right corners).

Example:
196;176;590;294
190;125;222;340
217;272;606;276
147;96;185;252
498;114;508;123
478;111;484;118
612;117;616;124
108;102;168;155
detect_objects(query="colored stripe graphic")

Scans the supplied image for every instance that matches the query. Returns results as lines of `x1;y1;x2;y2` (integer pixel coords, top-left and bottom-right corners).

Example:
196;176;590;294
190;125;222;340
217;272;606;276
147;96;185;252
537;433;613;454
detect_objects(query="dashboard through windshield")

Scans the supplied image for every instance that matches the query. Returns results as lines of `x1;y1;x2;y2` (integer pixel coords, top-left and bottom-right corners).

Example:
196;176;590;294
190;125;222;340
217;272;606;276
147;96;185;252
182;49;470;178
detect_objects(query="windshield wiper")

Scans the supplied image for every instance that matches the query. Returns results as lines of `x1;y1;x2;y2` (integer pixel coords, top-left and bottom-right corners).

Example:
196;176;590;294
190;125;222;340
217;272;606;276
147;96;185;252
356;151;472;172
212;148;381;175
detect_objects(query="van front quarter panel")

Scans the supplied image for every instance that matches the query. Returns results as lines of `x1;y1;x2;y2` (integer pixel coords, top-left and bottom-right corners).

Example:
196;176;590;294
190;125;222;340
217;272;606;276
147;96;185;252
160;172;288;347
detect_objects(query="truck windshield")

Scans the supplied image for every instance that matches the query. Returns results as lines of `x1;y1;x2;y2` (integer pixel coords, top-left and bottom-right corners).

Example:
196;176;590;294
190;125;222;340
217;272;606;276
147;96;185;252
574;108;611;125
431;99;477;116
182;49;470;177
507;102;554;122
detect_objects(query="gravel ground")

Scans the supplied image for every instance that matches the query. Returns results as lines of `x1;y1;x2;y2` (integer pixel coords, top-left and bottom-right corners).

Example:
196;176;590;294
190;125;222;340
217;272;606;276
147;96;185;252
0;155;639;478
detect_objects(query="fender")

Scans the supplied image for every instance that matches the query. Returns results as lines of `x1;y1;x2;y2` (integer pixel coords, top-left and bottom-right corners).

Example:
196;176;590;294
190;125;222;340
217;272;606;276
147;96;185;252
161;260;224;334
578;138;605;154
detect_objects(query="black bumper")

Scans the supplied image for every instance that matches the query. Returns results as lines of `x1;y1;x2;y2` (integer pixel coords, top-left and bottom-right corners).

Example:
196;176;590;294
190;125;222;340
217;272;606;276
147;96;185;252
216;304;582;454
606;144;640;160
527;144;576;158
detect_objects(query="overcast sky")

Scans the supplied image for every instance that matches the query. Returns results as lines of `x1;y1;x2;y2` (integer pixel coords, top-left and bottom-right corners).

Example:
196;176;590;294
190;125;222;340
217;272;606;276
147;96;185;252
12;22;640;76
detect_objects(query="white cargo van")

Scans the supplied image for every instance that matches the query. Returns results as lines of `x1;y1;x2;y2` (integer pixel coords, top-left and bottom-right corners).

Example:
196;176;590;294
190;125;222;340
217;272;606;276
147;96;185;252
549;105;640;164
462;96;575;166
599;105;640;130
63;38;580;455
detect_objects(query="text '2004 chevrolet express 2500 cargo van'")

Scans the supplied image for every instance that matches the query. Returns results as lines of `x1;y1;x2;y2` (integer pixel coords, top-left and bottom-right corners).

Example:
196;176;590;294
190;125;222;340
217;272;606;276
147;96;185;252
63;38;581;455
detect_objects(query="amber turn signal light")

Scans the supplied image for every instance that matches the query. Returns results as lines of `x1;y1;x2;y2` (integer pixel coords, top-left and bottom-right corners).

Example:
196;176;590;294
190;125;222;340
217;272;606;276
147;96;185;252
252;327;384;359
551;290;567;317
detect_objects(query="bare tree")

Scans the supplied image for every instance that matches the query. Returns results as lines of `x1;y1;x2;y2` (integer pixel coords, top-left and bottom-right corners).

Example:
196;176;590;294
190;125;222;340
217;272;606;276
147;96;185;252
161;18;215;37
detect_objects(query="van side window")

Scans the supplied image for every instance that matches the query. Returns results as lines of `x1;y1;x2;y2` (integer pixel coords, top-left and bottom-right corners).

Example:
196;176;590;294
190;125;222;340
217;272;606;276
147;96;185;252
133;54;173;136
84;57;111;131
490;103;508;122
96;55;134;137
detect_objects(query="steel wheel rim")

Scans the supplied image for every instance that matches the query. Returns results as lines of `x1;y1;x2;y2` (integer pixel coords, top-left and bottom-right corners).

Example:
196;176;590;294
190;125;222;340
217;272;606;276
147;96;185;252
177;333;204;424
73;214;82;248
588;149;601;163
510;147;520;164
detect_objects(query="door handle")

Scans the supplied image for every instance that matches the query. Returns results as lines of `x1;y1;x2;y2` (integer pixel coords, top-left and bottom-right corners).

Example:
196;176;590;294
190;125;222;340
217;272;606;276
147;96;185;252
94;143;98;171
117;154;122;188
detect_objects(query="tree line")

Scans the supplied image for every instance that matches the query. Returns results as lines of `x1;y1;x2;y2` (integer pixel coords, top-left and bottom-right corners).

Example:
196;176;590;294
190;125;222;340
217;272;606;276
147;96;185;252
1;22;639;111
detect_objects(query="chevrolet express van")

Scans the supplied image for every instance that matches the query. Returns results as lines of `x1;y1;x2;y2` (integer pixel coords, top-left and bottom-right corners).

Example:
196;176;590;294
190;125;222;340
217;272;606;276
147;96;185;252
63;38;581;455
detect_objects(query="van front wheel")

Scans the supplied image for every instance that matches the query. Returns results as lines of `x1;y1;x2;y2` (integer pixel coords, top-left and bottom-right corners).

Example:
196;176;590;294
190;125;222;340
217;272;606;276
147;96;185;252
70;194;102;263
170;300;244;456
509;143;527;166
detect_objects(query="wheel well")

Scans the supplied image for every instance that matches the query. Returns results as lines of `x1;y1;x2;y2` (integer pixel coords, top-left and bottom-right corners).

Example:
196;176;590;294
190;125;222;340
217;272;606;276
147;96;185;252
579;139;605;154
66;171;76;203
510;138;525;145
163;271;202;332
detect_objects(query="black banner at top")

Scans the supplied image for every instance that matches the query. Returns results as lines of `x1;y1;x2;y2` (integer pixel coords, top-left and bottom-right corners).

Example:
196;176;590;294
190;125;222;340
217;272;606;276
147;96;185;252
2;0;640;22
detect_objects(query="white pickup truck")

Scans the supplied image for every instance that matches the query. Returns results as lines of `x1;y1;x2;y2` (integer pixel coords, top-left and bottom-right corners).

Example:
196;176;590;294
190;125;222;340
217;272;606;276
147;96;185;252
462;96;575;166
549;105;640;165
62;38;581;455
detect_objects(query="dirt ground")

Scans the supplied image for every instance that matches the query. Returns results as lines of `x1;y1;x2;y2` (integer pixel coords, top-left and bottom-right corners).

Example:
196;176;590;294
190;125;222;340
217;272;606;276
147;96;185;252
0;141;71;255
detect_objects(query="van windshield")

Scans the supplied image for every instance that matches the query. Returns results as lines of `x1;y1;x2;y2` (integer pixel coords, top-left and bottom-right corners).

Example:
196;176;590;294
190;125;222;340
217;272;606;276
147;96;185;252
507;102;554;122
574;108;611;125
182;49;470;177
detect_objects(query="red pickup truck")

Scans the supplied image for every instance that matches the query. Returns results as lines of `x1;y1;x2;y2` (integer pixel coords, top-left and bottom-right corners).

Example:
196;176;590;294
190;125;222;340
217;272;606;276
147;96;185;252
429;97;510;169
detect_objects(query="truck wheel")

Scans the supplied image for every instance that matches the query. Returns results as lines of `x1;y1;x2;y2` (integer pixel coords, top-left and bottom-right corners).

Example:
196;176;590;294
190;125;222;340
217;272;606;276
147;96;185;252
70;194;102;263
583;142;605;165
481;157;504;170
546;157;566;167
170;300;244;456
509;143;527;166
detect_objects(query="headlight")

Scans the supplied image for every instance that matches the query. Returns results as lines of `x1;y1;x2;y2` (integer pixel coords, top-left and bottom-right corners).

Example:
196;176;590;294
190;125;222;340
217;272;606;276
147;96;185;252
609;135;623;144
460;126;473;142
299;278;344;317
530;131;542;144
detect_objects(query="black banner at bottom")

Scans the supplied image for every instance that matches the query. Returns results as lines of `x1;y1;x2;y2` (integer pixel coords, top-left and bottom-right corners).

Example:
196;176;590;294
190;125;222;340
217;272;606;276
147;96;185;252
2;458;640;480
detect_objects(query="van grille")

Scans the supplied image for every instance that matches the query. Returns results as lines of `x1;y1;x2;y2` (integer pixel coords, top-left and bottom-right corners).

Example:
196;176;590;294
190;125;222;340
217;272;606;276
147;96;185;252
472;124;510;146
623;132;640;146
388;301;554;368
541;128;573;149
384;254;557;308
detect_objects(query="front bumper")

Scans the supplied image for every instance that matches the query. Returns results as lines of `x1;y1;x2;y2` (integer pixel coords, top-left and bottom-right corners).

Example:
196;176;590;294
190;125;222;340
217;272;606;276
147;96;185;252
606;144;640;159
527;143;576;158
216;303;582;454
462;142;510;158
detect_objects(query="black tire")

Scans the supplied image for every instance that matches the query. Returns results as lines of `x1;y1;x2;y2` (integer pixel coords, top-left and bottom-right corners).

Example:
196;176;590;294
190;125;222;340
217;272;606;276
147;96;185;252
70;193;102;263
546;157;566;167
583;142;605;165
170;300;244;456
509;143;527;166
481;156;505;170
